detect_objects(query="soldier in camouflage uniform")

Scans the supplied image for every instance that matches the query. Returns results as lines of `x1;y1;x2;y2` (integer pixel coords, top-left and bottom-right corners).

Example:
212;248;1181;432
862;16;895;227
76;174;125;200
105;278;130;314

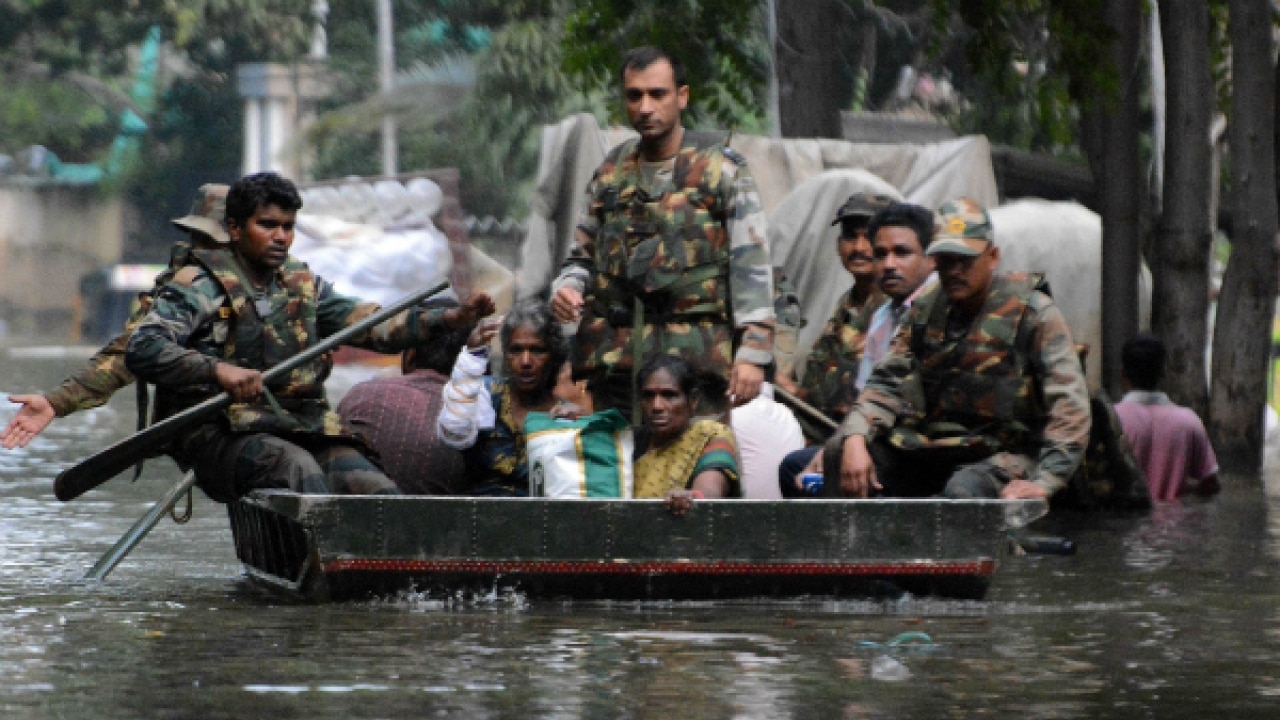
125;172;494;502
827;197;1091;500
550;46;775;421
2;184;232;450
777;193;894;423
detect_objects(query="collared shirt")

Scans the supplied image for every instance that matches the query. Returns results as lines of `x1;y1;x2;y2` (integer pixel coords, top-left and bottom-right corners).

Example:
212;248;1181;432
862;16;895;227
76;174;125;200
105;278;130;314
855;274;937;390
1115;390;1219;501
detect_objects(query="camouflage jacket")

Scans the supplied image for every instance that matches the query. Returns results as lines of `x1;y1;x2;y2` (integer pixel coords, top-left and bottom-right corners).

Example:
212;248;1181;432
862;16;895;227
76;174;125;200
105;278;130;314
799;284;885;422
553;131;775;383
839;272;1091;494
46;243;197;416
126;248;449;438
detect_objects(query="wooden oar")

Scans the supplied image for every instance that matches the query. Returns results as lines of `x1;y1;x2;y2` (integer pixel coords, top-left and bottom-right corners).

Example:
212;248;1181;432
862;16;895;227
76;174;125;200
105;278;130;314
773;386;839;434
54;280;451;502
85;470;196;580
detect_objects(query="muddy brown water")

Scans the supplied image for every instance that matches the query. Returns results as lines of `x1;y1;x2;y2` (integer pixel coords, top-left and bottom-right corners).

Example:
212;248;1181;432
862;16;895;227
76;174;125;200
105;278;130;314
2;351;1279;719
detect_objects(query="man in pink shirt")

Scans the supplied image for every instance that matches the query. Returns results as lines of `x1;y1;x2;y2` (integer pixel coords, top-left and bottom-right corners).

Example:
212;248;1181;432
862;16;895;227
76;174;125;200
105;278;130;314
1114;334;1219;501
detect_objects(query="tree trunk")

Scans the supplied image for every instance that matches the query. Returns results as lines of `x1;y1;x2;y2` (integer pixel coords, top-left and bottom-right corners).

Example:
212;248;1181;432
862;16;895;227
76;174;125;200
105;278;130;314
1099;0;1144;395
1209;0;1278;474
1152;1;1213;417
774;0;844;138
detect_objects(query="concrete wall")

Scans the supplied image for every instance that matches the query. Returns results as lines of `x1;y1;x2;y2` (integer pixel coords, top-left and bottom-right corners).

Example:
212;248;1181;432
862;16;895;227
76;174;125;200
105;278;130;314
0;182;126;338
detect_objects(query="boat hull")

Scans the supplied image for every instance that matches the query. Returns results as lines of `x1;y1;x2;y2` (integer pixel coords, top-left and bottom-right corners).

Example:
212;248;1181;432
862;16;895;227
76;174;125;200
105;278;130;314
228;493;1045;602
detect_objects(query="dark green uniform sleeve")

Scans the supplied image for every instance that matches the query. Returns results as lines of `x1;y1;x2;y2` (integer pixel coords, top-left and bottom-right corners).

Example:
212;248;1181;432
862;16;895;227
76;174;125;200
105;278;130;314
44;294;160;416
45;248;197;415
125;279;222;387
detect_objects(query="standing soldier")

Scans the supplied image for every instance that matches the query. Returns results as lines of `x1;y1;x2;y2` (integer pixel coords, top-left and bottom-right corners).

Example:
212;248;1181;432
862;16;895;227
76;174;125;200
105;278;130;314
2;184;231;449
550;46;775;421
828;197;1091;500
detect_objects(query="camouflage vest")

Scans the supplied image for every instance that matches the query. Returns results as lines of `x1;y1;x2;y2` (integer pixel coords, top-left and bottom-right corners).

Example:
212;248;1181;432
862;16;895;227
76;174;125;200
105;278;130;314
895;272;1048;453
575;133;737;378
589;131;731;309
189;249;340;437
801;286;883;422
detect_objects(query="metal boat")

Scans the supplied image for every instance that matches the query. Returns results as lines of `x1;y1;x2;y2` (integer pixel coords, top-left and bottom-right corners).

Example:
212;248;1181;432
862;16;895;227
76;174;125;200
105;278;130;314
228;492;1046;602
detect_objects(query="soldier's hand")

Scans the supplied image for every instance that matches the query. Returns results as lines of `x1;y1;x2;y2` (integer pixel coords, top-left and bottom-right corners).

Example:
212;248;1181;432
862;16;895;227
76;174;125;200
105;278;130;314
2;394;56;449
1000;479;1049;500
727;362;764;407
551;287;584;323
446;292;496;330
839;434;881;498
215;363;264;403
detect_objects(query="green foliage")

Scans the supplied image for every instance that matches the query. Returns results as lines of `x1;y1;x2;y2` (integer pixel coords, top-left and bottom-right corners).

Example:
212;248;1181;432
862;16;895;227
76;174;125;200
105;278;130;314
923;0;1113;156
561;0;770;132
0;1;310;258
120;2;311;257
280;0;774;218
310;2;609;219
0;79;115;162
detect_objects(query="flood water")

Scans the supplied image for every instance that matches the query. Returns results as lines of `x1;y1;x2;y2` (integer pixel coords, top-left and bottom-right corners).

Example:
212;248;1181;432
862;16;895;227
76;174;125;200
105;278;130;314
2;351;1279;719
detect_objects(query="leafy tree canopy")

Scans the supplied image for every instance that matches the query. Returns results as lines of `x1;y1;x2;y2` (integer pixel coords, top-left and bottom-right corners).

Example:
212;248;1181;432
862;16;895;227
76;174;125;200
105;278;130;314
561;0;770;133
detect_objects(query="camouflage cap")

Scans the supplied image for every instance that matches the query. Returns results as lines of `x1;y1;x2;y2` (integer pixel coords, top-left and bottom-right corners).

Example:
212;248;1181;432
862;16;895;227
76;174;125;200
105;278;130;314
831;192;896;226
926;196;994;257
171;183;230;244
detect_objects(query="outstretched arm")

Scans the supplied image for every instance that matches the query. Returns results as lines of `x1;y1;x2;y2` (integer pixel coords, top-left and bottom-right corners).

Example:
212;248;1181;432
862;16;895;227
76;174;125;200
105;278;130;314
2;394;56;449
321;279;495;353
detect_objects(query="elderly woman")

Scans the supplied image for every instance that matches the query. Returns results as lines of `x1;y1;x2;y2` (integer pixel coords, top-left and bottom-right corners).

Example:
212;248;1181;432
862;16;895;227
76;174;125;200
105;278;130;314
633;354;740;514
437;300;567;495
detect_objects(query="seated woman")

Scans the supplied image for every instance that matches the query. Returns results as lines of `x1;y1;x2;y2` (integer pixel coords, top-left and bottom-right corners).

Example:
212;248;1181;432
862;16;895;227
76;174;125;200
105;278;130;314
437;300;566;495
633;354;740;514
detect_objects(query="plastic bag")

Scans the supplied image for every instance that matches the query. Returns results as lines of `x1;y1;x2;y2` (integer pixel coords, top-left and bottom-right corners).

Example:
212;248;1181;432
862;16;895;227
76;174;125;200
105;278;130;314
526;409;634;498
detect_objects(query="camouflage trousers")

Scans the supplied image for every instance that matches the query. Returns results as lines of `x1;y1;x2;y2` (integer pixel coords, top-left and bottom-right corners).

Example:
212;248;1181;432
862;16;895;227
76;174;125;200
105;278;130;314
822;435;1036;499
175;425;400;503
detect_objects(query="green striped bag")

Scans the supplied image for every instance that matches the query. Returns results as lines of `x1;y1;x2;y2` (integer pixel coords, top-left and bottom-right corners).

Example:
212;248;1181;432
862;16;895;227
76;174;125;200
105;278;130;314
525;409;634;498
